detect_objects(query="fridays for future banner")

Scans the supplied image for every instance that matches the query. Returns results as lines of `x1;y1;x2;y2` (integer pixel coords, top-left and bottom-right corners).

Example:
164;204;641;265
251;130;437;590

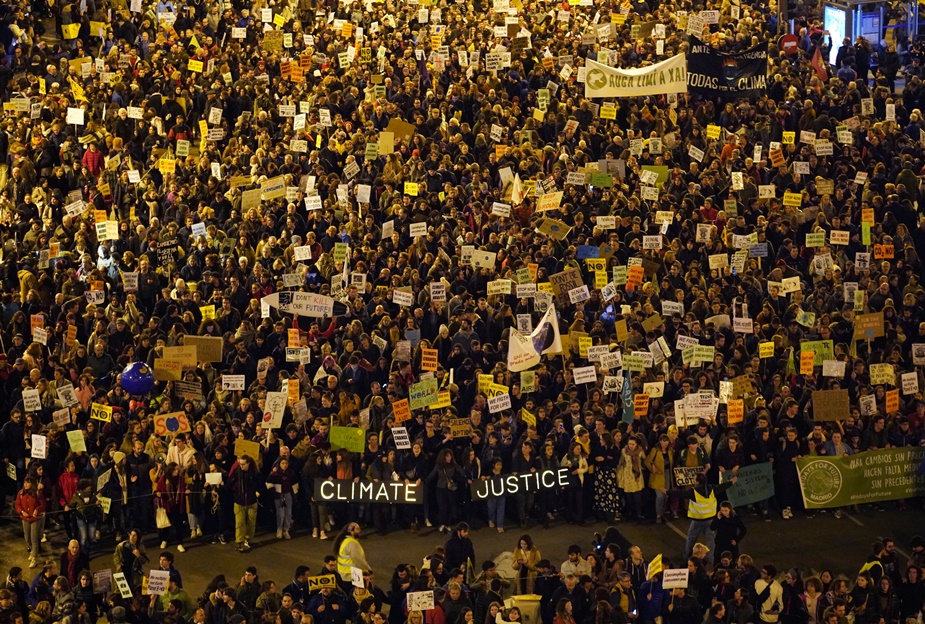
797;447;925;509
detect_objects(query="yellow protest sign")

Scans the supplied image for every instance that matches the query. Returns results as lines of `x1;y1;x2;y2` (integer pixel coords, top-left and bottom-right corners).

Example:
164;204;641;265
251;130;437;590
188;59;203;73
759;342;774;358
782;192;802;207
90;402;113;422
578;337;592;358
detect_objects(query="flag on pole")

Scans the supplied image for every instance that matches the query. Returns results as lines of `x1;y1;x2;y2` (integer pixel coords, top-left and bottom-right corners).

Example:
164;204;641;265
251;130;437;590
622;372;635;424
811;47;828;82
506;307;562;371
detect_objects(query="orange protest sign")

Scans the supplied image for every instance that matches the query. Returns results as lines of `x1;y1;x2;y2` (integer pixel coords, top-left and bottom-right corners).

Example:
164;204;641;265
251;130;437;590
392;399;412;423
873;244;894;259
727;399;744;424
421;348;438;372
886;389;899;413
627;266;644;290
861;208;874;224
634;393;650;418
800;350;815;375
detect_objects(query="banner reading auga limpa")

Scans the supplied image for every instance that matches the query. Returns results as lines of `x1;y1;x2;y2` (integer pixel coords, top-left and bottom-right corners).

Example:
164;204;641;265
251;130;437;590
584;54;688;98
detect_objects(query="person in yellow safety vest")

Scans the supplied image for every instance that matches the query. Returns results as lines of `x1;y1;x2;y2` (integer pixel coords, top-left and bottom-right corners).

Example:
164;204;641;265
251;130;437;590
682;473;737;565
334;522;371;592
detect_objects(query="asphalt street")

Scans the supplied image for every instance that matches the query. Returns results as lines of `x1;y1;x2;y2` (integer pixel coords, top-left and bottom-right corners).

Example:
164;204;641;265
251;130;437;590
5;504;923;597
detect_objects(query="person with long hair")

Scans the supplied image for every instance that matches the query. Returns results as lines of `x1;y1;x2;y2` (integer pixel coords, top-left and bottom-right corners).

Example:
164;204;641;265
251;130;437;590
553;599;575;624
847;574;875;624
560;443;587;525
511;535;541;595
429;449;463;533
596;599;627;624
711;502;747;558
15;477;46;568
155;462;187;552
332;522;371;595
896;565;924;622
483;602;503;624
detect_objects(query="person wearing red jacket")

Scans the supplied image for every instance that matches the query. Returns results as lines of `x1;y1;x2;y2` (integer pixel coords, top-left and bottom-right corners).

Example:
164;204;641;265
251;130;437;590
15;476;46;568
58;459;79;543
81;142;105;177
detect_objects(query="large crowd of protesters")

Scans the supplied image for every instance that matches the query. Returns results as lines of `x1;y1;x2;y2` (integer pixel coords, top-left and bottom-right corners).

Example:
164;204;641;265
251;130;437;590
1;0;925;619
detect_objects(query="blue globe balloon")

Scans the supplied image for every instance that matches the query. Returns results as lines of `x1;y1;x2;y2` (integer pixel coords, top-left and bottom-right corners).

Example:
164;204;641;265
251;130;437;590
121;362;155;396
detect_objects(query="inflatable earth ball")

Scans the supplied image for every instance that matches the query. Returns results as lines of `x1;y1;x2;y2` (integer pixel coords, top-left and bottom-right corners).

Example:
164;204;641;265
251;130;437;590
121;362;155;395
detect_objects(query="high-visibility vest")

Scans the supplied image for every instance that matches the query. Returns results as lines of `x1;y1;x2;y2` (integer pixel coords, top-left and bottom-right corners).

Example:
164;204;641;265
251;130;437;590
688;489;717;520
337;536;360;578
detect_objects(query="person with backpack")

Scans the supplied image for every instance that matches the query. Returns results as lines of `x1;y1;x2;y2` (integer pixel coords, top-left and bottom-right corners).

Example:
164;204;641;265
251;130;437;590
112;529;148;588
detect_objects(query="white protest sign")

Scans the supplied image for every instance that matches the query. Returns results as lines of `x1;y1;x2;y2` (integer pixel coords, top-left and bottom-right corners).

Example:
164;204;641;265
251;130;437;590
147;570;170;595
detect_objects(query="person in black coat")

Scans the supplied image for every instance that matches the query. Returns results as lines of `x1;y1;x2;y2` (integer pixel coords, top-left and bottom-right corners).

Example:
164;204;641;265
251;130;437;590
548;575;588;624
711;503;748;558
282;566;311;609
443;524;476;573
663;587;700;624
226;455;261;552
388;565;413;624
306;587;347;624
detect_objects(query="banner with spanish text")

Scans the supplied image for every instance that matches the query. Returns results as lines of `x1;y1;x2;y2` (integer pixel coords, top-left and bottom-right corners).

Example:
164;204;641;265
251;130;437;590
797;447;925;509
686;37;768;99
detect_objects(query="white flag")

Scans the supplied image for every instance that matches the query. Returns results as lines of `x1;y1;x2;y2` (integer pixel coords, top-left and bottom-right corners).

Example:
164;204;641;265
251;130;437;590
506;307;562;372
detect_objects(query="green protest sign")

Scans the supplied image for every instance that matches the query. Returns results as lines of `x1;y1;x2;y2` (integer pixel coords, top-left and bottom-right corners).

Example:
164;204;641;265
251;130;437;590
329;426;366;453
801;340;834;366
720;462;774;507
797;447;925;509
409;378;439;411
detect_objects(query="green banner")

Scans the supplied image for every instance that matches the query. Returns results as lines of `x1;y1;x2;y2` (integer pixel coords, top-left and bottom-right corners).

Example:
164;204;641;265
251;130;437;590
797;447;925;509
720;462;774;507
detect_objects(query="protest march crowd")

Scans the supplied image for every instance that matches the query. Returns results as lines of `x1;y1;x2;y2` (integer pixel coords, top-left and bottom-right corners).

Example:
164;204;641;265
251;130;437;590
3;0;925;618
